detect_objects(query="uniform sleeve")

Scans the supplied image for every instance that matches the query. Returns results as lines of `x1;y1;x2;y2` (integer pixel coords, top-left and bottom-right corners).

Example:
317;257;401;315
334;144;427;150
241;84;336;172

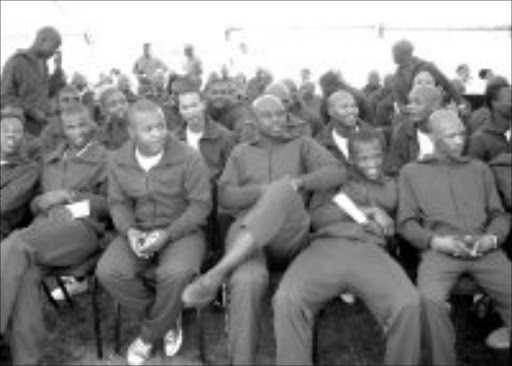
385;125;410;176
0;56;22;110
108;160;137;235
467;133;488;162
481;163;511;245
299;137;346;191
218;146;262;210
397;166;436;250
1;162;41;214
166;153;212;241
76;151;110;221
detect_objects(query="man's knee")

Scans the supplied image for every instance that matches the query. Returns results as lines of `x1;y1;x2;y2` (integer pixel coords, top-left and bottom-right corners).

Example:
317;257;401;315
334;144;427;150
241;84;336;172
154;262;197;284
229;264;269;295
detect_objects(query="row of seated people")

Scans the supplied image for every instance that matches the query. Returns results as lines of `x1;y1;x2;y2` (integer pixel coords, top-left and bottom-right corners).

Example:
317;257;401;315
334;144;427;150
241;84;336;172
0;77;510;366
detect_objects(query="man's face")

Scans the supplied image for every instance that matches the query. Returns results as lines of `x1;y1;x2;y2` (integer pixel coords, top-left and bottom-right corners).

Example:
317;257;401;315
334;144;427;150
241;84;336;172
130;111;168;155
329;93;359;128
58;90;81;111
368;72;380;86
457;65;470;82
207;82;234;110
105;91;128;119
351;140;384;182
407;92;434;124
254;99;289;140
298;82;315;99
178;92;206;131
413;71;436;88
0;117;24;156
62;114;94;150
143;44;151;57
492;86;512;120
432;115;466;159
39;37;61;59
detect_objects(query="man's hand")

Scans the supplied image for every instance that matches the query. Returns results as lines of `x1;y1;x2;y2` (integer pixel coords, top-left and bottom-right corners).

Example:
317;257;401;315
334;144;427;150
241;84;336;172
362;219;385;237
138;229;169;257
38;189;74;211
369;206;395;236
47;205;74;222
473;235;498;256
127;228;150;258
430;235;472;257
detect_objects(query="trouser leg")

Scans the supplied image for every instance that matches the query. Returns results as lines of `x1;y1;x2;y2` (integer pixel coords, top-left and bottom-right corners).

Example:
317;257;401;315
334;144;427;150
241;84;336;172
470;251;512;328
227;250;269;365
274;239;421;365
417;251;467;365
139;232;205;344
1;219;98;365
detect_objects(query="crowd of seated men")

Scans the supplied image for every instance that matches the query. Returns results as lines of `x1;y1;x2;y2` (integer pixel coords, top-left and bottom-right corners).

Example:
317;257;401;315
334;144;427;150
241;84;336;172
0;26;510;366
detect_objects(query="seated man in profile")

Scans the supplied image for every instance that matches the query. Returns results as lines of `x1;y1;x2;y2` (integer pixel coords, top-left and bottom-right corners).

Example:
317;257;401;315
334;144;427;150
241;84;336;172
398;109;511;365
182;95;345;365
1;112;40;241
96;100;211;366
273;129;422;365
1;104;109;365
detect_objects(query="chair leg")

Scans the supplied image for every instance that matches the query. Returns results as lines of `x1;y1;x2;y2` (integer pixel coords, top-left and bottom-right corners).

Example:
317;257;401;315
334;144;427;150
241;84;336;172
91;276;103;359
55;275;74;307
114;302;122;354
197;308;208;364
312;308;323;365
41;279;60;310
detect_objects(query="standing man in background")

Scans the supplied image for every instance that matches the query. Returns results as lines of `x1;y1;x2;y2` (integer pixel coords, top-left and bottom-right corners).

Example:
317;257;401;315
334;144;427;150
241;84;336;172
1;26;62;136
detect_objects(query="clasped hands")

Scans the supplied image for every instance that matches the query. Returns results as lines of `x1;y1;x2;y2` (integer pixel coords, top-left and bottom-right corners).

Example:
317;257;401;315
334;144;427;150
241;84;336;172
430;234;497;258
127;228;168;259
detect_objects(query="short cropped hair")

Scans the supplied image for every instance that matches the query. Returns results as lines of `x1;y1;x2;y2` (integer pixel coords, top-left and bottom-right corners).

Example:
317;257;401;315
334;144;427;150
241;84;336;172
348;128;383;158
484;76;510;110
60;103;92;121
127;99;164;125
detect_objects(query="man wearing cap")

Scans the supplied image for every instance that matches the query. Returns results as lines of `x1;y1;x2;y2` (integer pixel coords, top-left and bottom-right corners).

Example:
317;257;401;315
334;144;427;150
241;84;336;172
398;108;511;365
1;26;62;136
182;95;345;365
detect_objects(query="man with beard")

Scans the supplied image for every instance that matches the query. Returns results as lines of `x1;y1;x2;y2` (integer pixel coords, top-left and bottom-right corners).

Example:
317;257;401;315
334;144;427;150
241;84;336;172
182;95;345;365
1;104;109;365
398;109;511;365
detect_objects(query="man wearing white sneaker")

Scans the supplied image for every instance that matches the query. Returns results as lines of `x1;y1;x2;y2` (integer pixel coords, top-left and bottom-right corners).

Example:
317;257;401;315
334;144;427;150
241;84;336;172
96;100;211;365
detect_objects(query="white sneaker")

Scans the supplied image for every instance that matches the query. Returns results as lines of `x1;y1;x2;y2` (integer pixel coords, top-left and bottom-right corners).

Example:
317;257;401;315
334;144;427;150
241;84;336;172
340;292;356;304
164;314;183;357
51;276;88;301
126;337;152;366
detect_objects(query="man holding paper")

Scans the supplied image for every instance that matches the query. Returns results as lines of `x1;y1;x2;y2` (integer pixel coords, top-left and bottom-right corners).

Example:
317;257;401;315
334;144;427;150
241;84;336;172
273;128;422;365
0;103;109;365
398;109;511;365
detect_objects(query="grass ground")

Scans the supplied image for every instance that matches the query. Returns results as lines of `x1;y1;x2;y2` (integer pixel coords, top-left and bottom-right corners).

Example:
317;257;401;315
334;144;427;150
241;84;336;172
0;282;504;365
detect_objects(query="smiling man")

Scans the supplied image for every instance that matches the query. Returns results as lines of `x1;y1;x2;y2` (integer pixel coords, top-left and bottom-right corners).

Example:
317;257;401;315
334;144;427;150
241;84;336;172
1;103;109;365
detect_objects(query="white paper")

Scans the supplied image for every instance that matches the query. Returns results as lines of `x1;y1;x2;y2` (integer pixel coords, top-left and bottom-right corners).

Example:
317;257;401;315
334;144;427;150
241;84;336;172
333;192;368;224
65;200;90;219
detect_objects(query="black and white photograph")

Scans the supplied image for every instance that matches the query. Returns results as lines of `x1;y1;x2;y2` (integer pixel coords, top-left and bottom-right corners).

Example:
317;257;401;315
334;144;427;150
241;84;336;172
0;1;511;365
